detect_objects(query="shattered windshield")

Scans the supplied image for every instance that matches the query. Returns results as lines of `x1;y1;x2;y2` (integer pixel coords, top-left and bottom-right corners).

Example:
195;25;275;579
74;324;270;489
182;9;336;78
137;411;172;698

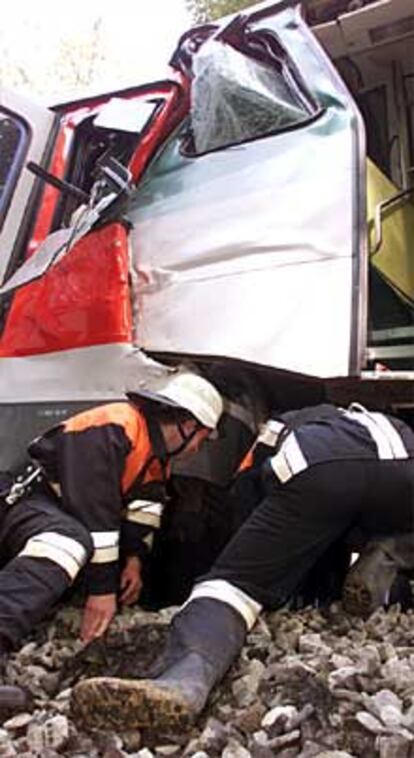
190;39;312;154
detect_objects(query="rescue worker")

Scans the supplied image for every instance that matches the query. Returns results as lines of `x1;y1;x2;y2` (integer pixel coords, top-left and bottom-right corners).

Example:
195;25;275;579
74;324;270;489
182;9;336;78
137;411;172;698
146;386;267;607
72;402;414;731
0;369;223;707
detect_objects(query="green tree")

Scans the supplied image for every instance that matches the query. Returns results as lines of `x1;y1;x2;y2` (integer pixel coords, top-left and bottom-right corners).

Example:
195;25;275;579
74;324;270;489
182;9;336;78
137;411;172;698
185;0;257;23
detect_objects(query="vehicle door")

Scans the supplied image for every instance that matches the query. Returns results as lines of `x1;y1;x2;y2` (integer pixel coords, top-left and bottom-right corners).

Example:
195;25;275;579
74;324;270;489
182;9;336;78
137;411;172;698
129;0;366;378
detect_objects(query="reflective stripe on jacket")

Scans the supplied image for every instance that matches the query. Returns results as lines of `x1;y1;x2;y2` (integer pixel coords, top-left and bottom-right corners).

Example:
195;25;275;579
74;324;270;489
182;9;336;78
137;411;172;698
28;402;167;594
270;404;414;484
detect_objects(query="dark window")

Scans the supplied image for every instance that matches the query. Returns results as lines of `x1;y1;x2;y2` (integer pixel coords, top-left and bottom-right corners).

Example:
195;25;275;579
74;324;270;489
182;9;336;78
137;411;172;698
0;109;29;231
51;98;160;230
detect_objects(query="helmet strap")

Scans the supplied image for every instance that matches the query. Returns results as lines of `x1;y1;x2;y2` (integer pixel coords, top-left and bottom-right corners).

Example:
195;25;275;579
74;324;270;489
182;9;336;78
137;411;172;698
146;416;169;479
167;421;199;457
146;413;200;461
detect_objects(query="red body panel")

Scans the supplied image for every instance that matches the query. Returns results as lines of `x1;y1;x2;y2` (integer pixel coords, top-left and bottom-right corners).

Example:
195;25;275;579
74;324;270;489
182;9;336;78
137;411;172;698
0;78;189;362
0;222;132;357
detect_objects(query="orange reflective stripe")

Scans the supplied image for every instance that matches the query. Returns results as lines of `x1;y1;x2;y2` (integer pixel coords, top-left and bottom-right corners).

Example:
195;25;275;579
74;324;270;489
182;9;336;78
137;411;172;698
63;403;155;492
122;416;153;493
237;448;254;473
63;403;138;435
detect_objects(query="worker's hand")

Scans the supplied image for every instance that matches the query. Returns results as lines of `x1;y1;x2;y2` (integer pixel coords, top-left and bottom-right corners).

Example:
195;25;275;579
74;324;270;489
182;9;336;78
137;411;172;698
80;593;117;643
119;555;143;606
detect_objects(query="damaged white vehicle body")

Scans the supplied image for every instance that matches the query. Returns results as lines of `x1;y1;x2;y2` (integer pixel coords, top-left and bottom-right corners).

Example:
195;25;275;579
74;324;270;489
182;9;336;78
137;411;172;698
0;0;413;468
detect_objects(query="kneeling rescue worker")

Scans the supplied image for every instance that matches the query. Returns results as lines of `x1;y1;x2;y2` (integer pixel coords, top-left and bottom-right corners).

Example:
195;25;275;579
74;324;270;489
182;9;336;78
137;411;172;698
0;368;223;710
72;402;414;731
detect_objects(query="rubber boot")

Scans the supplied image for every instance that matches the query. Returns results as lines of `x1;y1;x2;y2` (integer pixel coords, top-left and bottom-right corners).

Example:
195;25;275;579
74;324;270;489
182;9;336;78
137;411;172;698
71;597;247;730
342;534;414;617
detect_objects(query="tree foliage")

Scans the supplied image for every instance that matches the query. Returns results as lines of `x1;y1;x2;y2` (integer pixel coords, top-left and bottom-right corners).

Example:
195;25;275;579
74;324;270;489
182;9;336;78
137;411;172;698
185;0;258;24
0;17;112;101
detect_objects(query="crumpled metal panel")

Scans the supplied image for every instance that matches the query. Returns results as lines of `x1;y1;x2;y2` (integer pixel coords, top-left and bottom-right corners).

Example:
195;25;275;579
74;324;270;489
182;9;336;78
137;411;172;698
129;5;365;378
0;222;132;357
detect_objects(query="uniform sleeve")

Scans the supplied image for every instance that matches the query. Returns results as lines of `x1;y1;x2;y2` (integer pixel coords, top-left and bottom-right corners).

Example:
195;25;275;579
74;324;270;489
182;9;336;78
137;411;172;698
120;480;167;563
55;423;131;595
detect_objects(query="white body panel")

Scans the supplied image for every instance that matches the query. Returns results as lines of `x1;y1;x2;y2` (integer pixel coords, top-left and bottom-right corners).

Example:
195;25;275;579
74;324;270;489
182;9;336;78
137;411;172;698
0;89;56;284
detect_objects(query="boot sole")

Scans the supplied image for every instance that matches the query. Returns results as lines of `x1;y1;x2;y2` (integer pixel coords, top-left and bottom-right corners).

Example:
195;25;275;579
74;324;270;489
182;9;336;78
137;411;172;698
71;677;192;731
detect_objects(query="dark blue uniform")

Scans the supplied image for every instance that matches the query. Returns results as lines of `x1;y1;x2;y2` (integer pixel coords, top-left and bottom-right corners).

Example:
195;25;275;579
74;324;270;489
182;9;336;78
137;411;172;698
200;404;414;611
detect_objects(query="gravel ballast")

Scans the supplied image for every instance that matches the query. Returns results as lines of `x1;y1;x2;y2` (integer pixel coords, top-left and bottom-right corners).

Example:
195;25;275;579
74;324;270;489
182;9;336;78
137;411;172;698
2;602;414;757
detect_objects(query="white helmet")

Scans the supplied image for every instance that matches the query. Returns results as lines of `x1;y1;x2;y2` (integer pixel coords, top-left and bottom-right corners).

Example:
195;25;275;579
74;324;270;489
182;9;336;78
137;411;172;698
129;371;223;429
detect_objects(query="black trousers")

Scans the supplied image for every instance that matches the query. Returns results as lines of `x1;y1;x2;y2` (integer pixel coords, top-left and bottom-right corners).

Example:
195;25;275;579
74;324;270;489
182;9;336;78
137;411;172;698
203;459;414;609
0;493;92;647
143;477;234;608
